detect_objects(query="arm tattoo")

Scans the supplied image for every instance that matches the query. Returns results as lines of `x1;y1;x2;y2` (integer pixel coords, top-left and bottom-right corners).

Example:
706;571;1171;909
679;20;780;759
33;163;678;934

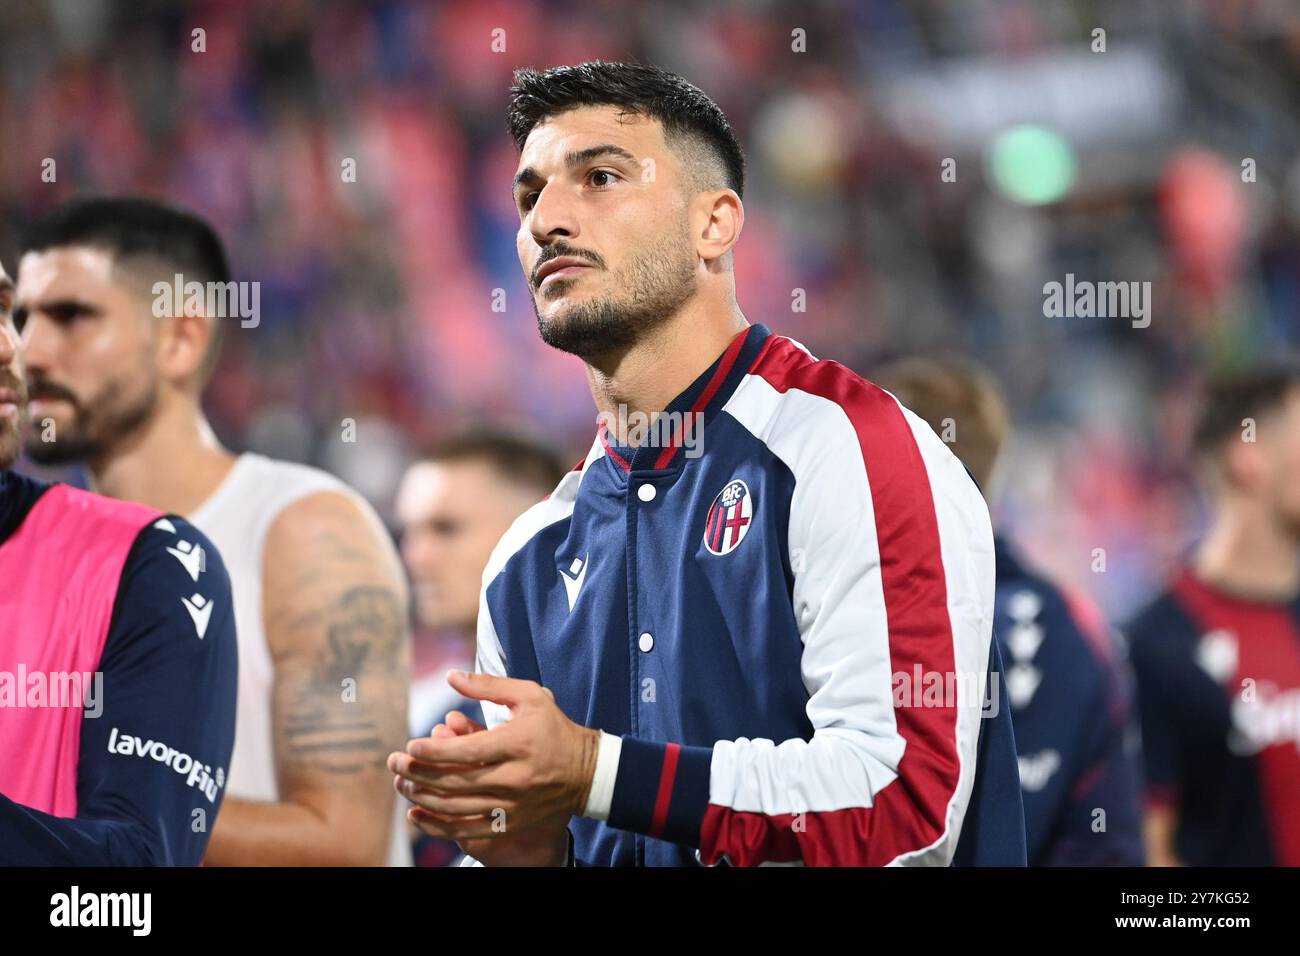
278;585;408;778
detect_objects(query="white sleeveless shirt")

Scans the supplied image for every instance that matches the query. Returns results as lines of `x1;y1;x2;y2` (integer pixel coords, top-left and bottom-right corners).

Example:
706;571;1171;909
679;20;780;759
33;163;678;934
190;452;411;866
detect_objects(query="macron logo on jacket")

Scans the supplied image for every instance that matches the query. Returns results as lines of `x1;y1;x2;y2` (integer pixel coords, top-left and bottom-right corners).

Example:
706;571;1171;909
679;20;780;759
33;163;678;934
560;554;589;612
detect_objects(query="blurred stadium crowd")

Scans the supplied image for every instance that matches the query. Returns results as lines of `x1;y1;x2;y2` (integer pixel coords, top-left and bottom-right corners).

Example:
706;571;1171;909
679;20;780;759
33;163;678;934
1;0;1298;623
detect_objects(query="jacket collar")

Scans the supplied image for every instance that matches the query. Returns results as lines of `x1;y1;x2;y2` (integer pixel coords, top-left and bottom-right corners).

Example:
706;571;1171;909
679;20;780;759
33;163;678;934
598;323;771;475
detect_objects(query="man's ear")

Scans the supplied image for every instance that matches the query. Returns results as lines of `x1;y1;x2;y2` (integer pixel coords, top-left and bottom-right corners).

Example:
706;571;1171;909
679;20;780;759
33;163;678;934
155;307;211;386
1221;431;1266;491
695;189;743;268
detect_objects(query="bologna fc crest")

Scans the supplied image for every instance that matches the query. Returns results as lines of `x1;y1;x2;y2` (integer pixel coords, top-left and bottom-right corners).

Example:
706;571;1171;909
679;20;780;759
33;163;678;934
704;479;753;555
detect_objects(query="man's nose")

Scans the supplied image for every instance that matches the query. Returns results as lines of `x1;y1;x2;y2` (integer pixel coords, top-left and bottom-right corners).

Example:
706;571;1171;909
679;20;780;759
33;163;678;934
403;534;442;575
528;183;580;250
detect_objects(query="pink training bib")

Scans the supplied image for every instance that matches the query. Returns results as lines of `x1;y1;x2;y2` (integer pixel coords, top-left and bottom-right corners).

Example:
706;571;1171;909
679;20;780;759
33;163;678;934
0;484;161;816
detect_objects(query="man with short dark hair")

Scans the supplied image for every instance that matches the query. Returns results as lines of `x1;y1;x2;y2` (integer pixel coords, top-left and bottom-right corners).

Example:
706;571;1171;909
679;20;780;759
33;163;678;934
15;197;411;866
391;61;1025;867
1127;365;1300;866
0;257;238;865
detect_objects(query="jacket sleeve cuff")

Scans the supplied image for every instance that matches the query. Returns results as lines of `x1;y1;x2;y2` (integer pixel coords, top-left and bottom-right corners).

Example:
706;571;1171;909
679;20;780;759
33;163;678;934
581;732;623;820
598;736;713;847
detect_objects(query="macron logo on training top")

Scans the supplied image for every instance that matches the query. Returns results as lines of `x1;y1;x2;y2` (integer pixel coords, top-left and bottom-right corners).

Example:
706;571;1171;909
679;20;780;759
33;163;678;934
165;539;205;581
560;554;589;612
153;518;215;639
1004;589;1045;709
182;593;214;639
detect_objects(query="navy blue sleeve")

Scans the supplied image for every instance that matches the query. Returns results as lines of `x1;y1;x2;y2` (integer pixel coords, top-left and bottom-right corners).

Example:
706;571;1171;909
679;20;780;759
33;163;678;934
0;516;237;865
1035;669;1145;866
1125;596;1199;810
1035;604;1143;866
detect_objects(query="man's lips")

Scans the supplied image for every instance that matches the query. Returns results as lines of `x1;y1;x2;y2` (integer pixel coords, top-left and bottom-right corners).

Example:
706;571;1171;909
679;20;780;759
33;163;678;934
0;387;21;421
540;265;591;288
26;395;69;415
536;256;595;287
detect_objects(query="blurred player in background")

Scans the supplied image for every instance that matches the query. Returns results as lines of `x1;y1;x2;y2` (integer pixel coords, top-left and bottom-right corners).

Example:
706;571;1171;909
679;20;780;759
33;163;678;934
1127;366;1300;866
13;197;411;866
397;432;565;737
394;430;563;865
391;61;1024;866
0;258;237;864
873;356;1144;866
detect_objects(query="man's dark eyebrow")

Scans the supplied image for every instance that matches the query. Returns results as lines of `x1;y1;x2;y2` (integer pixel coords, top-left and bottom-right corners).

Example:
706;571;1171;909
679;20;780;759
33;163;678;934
13;297;103;320
512;144;640;196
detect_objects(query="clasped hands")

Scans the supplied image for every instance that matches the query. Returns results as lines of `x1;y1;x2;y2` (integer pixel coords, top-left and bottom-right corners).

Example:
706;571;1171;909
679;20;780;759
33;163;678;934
388;670;600;866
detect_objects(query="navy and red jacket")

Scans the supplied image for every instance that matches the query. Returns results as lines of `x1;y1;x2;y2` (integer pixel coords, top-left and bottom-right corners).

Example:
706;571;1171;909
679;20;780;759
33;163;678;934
474;324;1025;866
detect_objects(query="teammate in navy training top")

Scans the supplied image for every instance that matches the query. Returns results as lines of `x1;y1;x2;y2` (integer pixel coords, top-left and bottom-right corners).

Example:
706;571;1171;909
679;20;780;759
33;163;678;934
876;357;1144;866
0;260;238;866
1127;366;1300;866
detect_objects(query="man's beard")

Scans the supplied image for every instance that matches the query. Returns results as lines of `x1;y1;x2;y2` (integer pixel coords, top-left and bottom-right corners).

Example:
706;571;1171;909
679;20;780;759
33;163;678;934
533;228;698;359
23;374;158;466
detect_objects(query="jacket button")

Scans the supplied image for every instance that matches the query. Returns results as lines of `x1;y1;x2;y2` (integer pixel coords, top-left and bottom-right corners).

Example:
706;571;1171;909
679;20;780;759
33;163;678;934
638;632;654;652
637;483;656;502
